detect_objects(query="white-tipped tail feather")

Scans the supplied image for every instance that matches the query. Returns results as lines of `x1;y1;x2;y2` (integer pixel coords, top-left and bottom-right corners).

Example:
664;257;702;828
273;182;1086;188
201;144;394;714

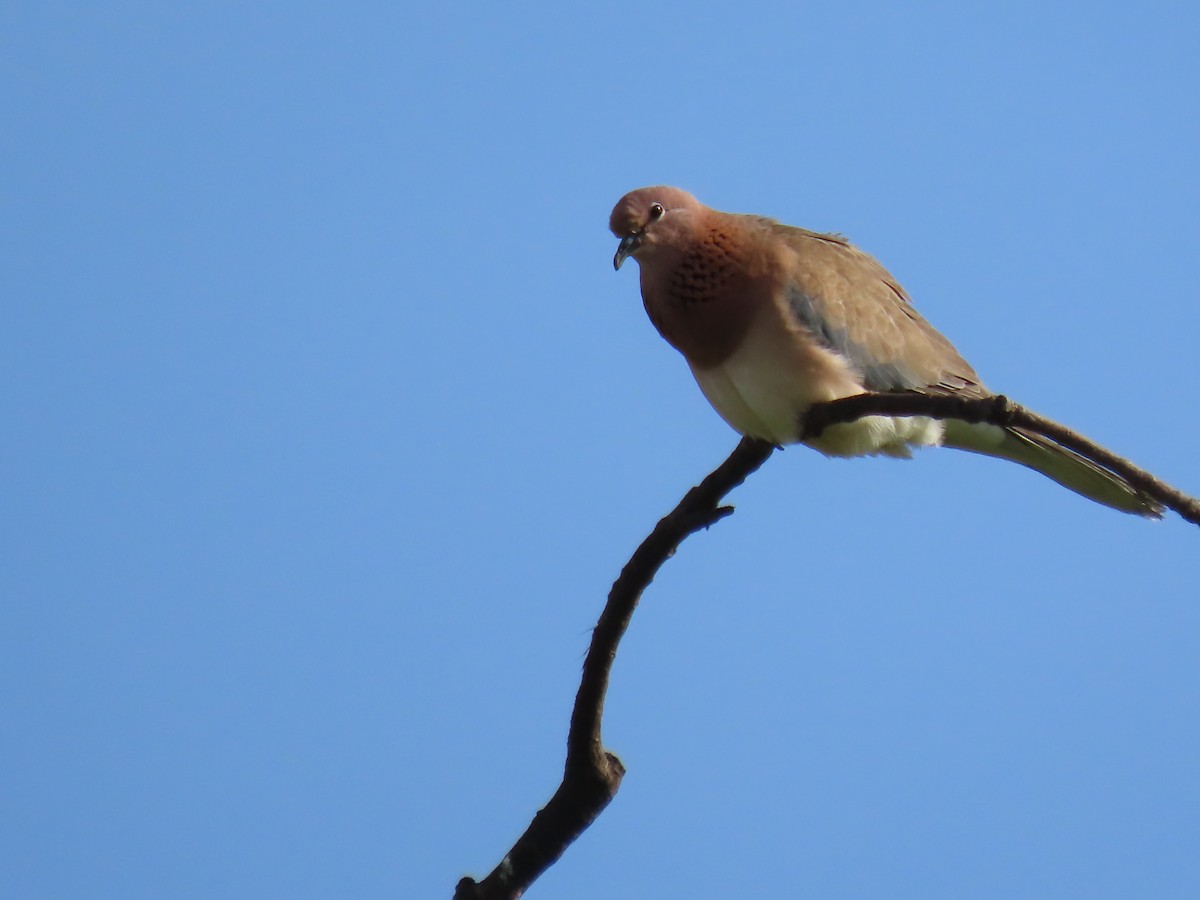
942;421;1162;517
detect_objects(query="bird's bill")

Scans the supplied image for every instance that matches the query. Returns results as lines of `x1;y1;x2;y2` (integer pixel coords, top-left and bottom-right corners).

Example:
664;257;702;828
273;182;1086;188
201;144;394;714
613;233;641;270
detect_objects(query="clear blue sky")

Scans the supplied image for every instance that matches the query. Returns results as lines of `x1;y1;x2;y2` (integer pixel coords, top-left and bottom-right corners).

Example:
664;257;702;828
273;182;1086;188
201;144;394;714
4;3;1199;898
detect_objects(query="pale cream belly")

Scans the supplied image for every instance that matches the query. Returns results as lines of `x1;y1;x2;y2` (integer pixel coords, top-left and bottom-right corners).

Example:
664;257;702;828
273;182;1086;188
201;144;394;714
689;327;944;457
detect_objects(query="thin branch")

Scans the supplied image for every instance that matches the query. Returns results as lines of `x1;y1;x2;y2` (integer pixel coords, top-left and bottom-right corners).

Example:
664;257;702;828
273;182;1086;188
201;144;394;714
456;392;1195;898
455;437;775;900
801;393;1200;526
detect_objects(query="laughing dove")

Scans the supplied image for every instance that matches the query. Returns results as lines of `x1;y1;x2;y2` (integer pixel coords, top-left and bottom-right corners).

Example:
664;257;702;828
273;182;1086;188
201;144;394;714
610;186;1161;516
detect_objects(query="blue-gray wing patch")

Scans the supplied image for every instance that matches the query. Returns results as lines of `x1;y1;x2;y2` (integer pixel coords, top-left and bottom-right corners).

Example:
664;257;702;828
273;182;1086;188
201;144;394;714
785;285;929;392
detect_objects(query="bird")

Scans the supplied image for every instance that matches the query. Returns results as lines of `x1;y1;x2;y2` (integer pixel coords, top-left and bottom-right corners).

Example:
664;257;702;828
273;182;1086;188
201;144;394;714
609;185;1161;517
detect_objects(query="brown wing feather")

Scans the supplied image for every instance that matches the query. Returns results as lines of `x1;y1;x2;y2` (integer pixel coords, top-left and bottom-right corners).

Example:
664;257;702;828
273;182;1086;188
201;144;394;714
760;217;986;397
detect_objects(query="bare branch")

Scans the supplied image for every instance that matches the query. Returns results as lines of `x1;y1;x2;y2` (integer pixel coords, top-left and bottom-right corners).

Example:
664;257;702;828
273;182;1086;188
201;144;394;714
456;392;1196;898
801;393;1200;526
455;437;775;900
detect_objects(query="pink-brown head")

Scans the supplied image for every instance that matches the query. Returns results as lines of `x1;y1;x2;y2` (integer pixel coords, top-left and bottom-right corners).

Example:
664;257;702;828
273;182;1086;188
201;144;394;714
609;186;704;270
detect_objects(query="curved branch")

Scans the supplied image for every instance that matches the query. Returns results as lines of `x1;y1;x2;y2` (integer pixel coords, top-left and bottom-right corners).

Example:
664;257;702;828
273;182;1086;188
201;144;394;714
456;391;1195;898
455;437;776;900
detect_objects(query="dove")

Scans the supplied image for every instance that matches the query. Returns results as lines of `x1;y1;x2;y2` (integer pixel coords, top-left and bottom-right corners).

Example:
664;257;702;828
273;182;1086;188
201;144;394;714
610;186;1160;516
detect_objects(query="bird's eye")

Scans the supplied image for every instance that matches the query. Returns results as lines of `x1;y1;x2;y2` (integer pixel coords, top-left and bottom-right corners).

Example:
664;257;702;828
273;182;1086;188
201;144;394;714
648;202;665;222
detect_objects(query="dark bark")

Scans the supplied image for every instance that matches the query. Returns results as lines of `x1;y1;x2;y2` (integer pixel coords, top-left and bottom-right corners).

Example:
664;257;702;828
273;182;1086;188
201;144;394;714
455;393;1196;898
454;437;774;900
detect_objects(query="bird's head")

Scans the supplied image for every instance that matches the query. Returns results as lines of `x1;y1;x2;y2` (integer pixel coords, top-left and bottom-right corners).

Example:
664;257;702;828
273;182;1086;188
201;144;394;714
609;186;702;270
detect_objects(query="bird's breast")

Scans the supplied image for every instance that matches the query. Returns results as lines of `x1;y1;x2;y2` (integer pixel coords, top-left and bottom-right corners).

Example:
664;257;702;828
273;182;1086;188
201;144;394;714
642;228;764;369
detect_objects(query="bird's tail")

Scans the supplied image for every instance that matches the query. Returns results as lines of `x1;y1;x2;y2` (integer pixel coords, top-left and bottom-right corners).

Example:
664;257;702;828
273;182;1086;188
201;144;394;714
941;421;1163;517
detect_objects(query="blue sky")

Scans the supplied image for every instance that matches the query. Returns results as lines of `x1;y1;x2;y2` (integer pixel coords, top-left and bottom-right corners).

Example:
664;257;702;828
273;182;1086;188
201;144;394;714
4;2;1199;898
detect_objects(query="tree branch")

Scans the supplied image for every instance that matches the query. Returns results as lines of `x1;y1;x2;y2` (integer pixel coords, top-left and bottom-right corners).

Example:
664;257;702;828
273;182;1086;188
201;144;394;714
454;437;775;900
801;393;1200;526
456;392;1195;898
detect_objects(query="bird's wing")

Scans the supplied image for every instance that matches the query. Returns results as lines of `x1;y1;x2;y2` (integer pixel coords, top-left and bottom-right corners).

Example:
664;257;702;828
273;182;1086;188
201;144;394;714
764;219;987;397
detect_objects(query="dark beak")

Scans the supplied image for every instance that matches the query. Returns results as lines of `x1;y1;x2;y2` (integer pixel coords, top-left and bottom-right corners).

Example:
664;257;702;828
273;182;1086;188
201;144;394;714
613;232;641;270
